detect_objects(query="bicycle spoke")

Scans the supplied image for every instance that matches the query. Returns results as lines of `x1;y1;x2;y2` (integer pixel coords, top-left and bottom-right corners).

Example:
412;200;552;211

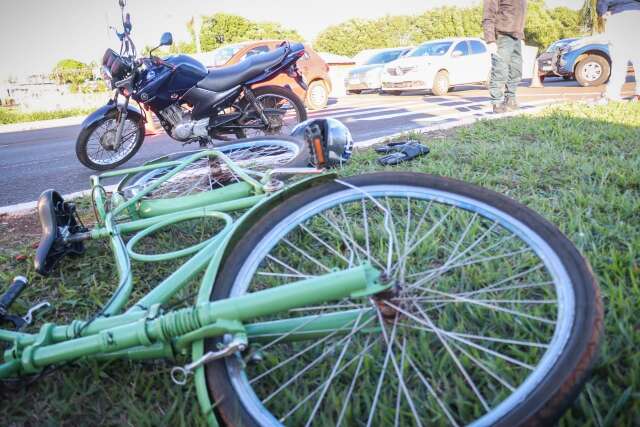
412;301;490;412
335;335;372;427
304;311;365;426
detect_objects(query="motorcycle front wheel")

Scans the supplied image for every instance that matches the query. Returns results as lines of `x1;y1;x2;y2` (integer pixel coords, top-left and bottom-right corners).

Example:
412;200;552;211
76;109;145;171
236;86;308;139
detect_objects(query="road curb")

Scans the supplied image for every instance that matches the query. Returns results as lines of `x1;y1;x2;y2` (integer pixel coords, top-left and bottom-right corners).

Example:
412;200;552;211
0;115;85;134
0;185;117;216
0;99;561;216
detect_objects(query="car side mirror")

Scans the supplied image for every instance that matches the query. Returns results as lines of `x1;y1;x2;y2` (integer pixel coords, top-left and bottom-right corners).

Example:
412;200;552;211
452;50;464;58
160;32;173;47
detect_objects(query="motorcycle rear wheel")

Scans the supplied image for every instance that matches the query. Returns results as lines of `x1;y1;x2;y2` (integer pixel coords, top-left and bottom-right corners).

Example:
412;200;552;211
237;86;307;139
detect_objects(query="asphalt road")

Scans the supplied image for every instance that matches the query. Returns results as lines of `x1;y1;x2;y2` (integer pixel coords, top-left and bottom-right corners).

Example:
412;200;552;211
0;77;636;207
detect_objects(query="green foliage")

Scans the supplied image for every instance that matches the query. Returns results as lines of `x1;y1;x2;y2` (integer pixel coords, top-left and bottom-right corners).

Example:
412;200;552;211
314;3;583;56
0;107;95;124
525;0;583;50
50;59;93;85
199;13;302;52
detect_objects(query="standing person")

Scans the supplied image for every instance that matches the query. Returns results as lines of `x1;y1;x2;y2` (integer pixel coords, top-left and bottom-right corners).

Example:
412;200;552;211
597;0;640;102
483;0;528;113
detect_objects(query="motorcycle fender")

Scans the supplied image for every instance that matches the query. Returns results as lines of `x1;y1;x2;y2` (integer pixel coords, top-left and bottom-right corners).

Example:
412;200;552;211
80;100;145;130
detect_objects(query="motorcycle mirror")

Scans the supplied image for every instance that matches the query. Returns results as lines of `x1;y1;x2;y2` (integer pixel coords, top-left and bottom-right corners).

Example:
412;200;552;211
124;13;132;33
159;32;173;47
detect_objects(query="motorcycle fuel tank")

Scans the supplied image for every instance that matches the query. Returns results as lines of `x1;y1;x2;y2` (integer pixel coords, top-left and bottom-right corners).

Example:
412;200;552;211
137;54;208;110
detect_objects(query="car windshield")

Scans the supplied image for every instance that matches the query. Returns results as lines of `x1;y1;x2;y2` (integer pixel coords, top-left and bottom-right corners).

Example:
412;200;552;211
211;44;242;66
408;42;452;57
364;50;405;65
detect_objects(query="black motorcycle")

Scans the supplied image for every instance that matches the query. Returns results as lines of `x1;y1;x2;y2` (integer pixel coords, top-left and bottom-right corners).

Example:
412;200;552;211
76;0;308;170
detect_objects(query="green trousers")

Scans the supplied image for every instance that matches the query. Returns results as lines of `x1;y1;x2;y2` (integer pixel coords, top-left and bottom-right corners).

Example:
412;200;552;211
490;34;522;104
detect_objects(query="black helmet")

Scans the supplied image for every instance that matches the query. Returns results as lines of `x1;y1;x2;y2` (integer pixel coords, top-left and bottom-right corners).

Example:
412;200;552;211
290;118;354;168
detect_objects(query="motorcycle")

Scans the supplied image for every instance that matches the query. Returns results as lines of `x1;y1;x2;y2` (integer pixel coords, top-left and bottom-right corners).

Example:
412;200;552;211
76;0;308;170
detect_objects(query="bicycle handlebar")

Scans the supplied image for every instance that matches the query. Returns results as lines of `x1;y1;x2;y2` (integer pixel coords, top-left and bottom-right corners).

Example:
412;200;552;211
0;276;28;317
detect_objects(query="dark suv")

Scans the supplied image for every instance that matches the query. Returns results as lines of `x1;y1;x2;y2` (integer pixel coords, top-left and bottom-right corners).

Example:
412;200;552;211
537;38;578;81
551;36;612;87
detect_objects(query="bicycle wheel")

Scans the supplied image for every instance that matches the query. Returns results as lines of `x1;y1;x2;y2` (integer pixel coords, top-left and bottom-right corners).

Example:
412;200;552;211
121;136;308;200
206;172;602;426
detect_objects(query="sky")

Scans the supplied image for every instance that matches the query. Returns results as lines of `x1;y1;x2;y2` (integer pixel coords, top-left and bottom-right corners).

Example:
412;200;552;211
0;0;584;80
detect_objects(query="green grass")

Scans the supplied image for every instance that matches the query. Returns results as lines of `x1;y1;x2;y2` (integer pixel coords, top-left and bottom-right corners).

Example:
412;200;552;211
0;107;94;125
0;102;639;425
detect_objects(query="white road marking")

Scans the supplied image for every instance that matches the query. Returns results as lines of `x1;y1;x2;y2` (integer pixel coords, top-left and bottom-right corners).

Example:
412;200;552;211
310;101;442;119
351;100;491;122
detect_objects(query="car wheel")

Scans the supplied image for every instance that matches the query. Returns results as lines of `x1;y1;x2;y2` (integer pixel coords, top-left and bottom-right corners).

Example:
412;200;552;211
575;55;610;87
305;80;329;110
346;89;362;95
432;70;450;96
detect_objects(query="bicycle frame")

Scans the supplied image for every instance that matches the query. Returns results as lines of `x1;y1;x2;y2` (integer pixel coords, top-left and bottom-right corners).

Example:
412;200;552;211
0;150;387;426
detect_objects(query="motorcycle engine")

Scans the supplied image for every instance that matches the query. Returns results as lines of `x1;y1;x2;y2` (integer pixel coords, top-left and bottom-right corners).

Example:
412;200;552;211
160;104;209;141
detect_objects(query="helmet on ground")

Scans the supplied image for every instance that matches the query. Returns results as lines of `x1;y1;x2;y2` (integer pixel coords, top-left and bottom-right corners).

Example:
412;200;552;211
290;118;353;168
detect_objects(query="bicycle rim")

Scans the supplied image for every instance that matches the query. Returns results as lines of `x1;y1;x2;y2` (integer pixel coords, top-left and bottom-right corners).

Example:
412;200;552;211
213;179;582;426
122;138;303;200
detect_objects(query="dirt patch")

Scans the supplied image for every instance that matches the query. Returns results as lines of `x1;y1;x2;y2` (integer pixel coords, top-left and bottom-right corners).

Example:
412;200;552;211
0;210;41;251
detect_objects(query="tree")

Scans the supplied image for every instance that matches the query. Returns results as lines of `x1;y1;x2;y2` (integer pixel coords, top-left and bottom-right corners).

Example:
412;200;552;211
50;59;92;85
524;1;583;50
200;13;255;51
199;13;302;52
313;3;582;56
315;6;486;56
246;22;303;42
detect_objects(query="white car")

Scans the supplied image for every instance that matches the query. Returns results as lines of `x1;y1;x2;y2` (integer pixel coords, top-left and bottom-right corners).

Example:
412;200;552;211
381;37;491;96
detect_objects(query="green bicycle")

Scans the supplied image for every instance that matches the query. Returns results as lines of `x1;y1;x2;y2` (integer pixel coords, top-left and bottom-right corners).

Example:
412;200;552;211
0;122;602;426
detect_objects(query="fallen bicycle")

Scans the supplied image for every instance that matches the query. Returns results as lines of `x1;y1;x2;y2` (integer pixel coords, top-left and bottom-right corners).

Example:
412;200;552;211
0;120;602;426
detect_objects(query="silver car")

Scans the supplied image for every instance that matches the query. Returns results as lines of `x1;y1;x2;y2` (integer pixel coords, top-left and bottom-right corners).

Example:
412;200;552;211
345;48;411;94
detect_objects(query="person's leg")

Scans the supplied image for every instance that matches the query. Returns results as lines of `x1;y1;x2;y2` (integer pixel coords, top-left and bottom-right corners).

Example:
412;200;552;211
505;38;523;107
489;35;511;106
604;12;628;101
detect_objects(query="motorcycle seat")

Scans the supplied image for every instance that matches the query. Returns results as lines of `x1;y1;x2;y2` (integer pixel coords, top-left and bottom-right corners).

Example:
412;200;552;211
197;47;289;92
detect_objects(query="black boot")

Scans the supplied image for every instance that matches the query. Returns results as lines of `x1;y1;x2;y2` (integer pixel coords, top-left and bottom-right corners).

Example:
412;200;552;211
493;103;508;114
505;97;519;111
